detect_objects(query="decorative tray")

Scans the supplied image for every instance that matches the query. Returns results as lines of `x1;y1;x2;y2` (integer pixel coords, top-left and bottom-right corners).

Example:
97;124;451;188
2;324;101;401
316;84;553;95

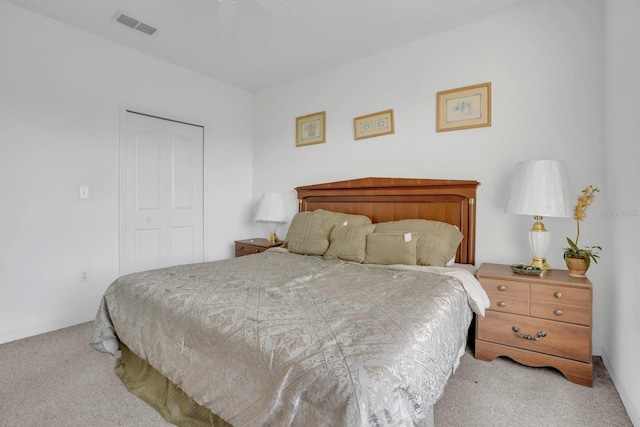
510;264;542;276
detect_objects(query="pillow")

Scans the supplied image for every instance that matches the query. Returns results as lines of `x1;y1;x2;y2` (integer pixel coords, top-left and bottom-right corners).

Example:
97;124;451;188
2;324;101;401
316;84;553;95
287;239;330;256
318;209;372;227
285;209;372;256
446;226;462;266
324;223;375;263
364;233;418;265
373;219;463;266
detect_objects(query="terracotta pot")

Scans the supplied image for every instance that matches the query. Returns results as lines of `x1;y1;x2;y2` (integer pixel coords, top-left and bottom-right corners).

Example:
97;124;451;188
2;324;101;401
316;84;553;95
565;256;589;278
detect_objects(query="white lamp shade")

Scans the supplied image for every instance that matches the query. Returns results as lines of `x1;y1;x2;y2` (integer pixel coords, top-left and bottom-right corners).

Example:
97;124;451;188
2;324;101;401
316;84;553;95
254;192;287;224
505;160;572;217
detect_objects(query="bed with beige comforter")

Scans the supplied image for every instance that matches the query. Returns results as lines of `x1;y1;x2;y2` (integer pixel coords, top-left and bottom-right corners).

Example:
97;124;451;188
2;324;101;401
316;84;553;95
91;249;488;427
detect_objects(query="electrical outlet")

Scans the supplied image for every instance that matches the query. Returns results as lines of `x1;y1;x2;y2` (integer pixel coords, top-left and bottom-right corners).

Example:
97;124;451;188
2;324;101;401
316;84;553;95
80;271;89;282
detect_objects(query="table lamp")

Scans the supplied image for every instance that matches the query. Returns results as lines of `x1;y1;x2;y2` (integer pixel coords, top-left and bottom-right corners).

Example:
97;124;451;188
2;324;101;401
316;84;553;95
254;192;287;243
505;160;572;270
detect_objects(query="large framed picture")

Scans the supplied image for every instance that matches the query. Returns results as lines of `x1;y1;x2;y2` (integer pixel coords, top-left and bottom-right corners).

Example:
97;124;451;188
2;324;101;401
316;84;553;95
296;111;326;147
436;82;491;132
354;109;394;140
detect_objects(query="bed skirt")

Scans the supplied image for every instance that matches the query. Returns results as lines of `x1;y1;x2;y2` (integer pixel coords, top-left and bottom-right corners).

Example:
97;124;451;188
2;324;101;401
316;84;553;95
115;343;231;427
115;342;435;427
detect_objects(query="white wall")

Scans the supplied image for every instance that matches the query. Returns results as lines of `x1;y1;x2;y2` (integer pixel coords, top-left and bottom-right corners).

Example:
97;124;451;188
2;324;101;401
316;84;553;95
603;0;640;424
0;1;254;343
254;0;608;349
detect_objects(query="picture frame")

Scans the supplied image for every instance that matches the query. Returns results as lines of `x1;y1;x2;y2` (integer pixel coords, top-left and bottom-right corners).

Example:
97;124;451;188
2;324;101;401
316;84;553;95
436;82;491;132
354;109;395;140
296;111;326;147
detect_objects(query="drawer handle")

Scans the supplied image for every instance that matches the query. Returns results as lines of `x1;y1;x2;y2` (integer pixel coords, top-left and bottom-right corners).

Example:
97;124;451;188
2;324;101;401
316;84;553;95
498;301;506;307
512;326;547;341
555;292;563;299
498;285;507;291
554;309;563;316
254;249;260;253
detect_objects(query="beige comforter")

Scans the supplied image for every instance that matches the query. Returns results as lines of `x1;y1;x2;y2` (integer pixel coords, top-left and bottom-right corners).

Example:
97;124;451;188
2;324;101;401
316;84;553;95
91;250;482;426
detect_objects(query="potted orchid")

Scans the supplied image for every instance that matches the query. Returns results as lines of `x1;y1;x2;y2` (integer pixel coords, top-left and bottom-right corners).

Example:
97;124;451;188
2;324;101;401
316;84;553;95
563;185;602;277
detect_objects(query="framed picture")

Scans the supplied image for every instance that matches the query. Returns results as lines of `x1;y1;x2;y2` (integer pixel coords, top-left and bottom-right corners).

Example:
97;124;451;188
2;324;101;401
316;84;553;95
436;82;491;132
296;111;326;147
354;109;395;140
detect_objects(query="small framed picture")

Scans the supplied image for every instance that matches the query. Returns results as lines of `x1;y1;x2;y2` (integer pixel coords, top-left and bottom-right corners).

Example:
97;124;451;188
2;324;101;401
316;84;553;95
296;111;326;147
436;82;491;132
354;109;395;140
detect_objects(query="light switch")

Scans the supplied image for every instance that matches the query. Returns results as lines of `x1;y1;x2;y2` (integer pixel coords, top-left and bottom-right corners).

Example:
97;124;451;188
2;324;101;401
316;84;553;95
80;186;89;199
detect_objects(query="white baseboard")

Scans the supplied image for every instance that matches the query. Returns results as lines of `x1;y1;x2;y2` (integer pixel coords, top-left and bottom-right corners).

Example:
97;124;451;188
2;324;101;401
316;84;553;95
0;317;92;345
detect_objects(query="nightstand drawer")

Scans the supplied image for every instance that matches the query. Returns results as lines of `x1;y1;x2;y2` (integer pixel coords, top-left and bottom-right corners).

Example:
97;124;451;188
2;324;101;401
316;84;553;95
530;301;591;326
477;311;591;363
234;238;284;258
235;243;265;257
487;295;529;316
531;283;591;308
480;278;529;299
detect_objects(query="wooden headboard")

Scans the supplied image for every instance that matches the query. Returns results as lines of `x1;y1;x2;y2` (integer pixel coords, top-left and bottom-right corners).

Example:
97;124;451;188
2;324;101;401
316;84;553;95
296;177;480;265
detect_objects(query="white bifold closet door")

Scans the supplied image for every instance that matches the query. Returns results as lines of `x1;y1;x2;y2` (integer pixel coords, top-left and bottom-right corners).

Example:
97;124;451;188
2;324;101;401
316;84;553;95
120;111;204;275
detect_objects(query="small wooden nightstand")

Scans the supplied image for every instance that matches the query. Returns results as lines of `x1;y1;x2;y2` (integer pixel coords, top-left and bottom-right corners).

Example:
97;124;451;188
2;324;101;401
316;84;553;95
475;262;593;387
234;238;283;257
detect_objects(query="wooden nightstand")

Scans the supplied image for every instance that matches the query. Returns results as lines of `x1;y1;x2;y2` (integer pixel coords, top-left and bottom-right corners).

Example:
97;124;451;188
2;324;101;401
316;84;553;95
475;262;593;387
234;238;283;257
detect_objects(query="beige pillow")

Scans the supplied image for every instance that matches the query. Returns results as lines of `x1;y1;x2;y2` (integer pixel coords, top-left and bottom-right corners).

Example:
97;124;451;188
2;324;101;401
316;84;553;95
287;239;330;256
316;209;372;228
364;233;418;265
324;224;375;263
285;209;372;256
373;219;463;266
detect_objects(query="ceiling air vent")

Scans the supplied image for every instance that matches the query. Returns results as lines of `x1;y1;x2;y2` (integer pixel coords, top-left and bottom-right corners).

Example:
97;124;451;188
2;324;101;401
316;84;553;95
113;11;157;36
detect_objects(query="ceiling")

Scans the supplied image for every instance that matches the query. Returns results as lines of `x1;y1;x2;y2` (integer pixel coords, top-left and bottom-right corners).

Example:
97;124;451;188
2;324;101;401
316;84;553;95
6;0;531;92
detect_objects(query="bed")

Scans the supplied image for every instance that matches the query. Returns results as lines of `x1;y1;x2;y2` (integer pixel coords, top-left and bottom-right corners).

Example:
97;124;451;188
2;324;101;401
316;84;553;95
91;177;488;427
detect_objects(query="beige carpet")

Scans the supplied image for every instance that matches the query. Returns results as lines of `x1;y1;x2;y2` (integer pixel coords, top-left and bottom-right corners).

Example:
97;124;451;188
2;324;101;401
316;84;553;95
434;346;633;426
0;322;633;427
